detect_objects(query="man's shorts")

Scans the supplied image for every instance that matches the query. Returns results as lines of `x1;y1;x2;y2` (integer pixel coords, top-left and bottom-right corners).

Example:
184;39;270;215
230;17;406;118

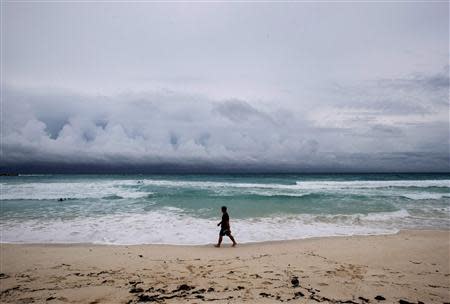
219;228;231;236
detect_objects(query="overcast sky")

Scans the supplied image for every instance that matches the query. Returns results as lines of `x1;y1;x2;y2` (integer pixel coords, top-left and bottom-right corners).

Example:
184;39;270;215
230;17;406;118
2;2;449;172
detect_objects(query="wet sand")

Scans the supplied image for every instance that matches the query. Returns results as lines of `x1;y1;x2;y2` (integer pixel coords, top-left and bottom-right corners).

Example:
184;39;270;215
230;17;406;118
1;230;449;303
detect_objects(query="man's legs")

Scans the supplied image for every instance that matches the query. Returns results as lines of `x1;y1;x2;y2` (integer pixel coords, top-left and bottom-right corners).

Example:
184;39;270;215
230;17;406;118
215;235;223;247
228;234;237;246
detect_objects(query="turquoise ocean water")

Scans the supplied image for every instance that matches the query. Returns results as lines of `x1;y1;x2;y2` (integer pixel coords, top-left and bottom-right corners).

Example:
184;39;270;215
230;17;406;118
1;173;449;244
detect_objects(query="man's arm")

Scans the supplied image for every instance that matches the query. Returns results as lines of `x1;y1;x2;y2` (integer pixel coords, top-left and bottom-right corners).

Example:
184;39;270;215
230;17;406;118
217;221;222;226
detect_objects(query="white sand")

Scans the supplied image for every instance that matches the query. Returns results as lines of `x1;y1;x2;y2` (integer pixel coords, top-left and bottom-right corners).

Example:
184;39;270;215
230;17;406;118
1;230;449;303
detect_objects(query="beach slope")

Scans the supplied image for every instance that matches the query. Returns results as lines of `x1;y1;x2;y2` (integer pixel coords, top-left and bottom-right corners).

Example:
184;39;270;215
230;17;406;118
1;230;449;303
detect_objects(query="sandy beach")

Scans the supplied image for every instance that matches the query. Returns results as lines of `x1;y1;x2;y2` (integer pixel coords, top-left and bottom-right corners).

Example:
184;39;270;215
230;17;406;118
1;230;449;304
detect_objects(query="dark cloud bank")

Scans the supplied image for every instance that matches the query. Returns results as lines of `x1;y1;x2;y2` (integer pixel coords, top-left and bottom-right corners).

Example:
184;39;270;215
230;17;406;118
2;68;449;174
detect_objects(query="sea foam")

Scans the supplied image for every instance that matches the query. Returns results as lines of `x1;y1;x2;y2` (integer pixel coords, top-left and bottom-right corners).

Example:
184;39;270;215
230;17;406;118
1;210;405;245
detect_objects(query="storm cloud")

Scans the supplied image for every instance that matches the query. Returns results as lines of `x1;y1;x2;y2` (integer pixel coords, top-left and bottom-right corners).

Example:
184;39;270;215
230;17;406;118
1;2;449;172
3;78;448;173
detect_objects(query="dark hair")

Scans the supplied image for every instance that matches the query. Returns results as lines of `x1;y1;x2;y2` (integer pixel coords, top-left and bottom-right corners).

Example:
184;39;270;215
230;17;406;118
221;206;227;211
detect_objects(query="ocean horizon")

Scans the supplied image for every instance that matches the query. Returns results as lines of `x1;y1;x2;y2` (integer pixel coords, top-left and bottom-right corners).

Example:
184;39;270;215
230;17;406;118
1;173;449;245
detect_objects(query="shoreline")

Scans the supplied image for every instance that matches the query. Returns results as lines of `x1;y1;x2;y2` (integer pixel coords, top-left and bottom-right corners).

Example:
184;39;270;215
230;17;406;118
0;228;447;247
1;229;449;303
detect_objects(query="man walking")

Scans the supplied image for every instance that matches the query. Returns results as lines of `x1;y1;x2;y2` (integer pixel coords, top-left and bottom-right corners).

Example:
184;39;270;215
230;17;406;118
215;206;237;247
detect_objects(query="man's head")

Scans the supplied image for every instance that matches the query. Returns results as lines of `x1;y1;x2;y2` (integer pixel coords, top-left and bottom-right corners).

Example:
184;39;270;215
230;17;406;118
221;206;227;213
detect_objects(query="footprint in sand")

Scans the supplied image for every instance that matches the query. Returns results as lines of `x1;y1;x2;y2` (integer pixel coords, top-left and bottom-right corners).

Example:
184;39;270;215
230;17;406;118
0;273;10;279
186;265;194;273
